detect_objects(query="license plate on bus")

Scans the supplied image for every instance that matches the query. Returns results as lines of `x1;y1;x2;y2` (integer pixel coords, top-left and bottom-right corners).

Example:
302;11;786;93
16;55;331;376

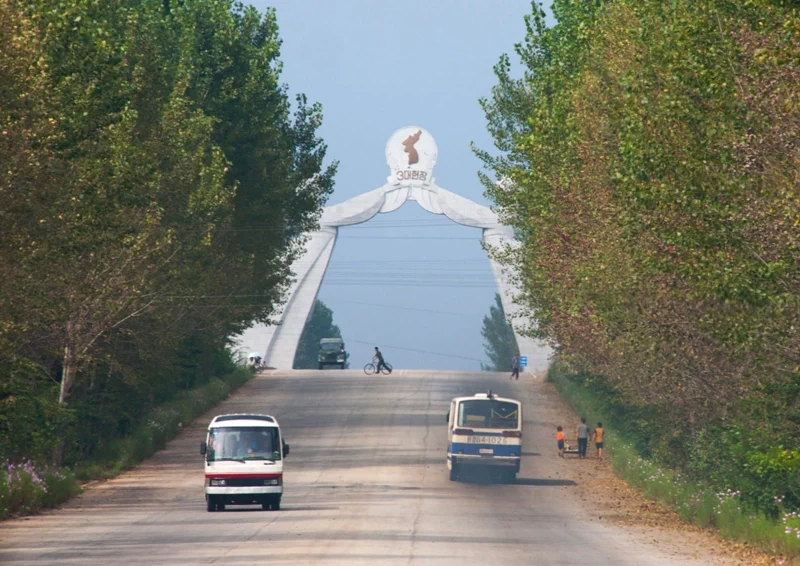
479;448;494;455
468;436;507;445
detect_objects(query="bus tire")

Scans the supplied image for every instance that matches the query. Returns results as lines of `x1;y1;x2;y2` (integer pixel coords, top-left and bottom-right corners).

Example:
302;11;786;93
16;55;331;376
449;463;459;482
207;496;216;512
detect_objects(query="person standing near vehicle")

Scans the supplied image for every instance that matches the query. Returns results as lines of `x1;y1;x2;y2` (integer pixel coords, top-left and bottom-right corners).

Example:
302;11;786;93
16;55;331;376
510;355;520;380
374;347;391;374
593;422;605;460
576;417;590;459
556;426;565;458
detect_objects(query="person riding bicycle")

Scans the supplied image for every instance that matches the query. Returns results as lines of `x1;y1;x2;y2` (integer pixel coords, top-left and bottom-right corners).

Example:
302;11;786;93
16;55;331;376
373;347;391;374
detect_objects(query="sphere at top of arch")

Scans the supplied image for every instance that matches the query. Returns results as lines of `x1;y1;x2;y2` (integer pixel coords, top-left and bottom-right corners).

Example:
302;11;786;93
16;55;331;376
385;126;438;173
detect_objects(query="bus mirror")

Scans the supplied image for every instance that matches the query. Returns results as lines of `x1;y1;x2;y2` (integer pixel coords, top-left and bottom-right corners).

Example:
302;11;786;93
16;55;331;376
200;441;206;455
445;411;450;423
283;443;290;457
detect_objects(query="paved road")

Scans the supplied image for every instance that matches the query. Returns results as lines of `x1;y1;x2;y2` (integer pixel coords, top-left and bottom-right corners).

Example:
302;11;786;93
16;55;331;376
0;370;720;565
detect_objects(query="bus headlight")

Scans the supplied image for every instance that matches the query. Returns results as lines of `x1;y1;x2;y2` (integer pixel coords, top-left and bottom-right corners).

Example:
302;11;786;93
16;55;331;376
209;479;227;486
264;478;281;486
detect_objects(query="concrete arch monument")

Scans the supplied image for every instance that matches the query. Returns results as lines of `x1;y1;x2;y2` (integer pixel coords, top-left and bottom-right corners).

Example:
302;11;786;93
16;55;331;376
238;126;551;371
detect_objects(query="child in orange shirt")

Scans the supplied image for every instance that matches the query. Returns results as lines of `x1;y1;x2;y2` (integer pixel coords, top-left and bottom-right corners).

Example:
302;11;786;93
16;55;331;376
594;422;605;460
556;426;565;458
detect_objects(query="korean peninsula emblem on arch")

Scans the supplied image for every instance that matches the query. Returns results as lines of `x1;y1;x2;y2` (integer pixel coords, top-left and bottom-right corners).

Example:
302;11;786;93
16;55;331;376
402;130;422;165
385;126;438;184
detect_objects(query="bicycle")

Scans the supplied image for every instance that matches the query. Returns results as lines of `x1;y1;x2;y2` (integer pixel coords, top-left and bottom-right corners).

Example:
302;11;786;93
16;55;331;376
363;361;392;375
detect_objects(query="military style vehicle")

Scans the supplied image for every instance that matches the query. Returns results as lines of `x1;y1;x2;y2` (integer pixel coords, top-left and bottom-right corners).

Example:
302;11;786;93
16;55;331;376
318;337;347;370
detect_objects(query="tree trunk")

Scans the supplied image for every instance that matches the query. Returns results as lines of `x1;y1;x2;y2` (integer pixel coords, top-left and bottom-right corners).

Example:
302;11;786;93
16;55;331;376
55;323;77;465
59;321;76;406
58;357;76;405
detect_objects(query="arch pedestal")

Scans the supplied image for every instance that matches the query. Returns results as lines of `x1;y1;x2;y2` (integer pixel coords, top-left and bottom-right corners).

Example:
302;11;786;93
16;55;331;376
236;127;551;371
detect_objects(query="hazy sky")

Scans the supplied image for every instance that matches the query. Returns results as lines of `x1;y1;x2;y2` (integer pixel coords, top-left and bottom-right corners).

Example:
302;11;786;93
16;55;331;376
251;0;553;370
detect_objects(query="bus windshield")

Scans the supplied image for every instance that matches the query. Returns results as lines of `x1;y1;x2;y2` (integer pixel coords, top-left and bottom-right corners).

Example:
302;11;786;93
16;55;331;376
458;400;520;429
207;426;281;462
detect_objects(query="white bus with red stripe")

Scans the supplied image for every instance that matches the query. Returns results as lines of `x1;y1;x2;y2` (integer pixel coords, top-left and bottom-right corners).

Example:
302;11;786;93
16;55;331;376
200;414;290;512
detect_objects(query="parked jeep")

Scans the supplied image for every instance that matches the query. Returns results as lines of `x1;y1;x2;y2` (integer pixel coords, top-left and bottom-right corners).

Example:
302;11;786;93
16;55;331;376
318;338;347;369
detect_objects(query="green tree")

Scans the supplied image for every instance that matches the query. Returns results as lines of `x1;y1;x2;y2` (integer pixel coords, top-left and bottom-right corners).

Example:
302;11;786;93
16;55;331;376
477;0;800;513
0;0;336;465
293;301;347;369
480;294;519;371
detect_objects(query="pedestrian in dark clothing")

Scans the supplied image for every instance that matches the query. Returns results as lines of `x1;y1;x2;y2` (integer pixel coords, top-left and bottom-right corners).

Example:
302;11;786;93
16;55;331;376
576;417;590;459
510;355;520;380
374;347;391;374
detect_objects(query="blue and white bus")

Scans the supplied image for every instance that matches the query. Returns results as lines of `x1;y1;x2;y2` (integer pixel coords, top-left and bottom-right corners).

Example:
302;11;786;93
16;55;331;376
446;391;522;482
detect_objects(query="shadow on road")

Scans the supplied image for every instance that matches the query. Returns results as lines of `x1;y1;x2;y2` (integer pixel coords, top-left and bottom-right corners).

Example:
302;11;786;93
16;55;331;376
456;471;578;487
514;477;577;486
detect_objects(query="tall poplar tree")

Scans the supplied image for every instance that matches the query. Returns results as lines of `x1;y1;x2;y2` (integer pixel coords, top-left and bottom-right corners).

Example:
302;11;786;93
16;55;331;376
293;301;347;369
480;294;519;372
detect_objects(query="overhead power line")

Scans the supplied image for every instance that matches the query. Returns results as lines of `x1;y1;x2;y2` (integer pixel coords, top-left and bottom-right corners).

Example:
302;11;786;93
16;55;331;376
325;299;483;318
317;259;493;264
338;236;480;240
324;282;499;288
16;217;494;236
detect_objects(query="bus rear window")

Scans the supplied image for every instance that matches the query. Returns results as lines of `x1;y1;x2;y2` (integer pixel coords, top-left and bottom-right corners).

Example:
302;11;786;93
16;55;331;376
458;400;519;429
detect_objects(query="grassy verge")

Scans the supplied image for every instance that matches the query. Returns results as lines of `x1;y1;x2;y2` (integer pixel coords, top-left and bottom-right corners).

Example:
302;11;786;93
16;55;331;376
0;367;253;520
548;363;800;562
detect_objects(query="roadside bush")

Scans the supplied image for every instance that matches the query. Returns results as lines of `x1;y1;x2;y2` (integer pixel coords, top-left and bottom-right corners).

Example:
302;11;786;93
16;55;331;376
0;461;79;521
0;363;75;464
74;368;251;481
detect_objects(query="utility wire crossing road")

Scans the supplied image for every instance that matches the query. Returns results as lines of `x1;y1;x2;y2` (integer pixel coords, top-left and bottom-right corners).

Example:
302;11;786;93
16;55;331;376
0;371;729;565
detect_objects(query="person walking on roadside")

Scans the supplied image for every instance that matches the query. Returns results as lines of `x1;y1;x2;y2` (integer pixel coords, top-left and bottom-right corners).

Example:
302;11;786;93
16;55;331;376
510;355;520;380
576;417;590;459
556;426;565;458
593;422;605;460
